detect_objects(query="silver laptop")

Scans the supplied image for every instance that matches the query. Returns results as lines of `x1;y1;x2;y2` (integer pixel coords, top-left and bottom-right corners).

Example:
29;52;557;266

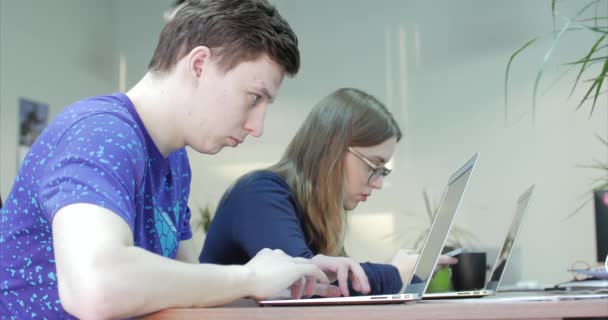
423;184;535;299
259;153;479;306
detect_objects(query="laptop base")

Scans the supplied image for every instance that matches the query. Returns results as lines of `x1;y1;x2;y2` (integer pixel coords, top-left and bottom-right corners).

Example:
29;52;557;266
423;289;494;300
259;293;419;306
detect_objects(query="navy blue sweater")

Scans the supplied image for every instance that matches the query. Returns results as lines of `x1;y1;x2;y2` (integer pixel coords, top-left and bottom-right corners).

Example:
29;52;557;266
199;170;403;295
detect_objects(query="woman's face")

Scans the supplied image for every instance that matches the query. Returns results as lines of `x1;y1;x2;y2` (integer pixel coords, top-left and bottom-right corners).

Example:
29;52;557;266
342;136;398;210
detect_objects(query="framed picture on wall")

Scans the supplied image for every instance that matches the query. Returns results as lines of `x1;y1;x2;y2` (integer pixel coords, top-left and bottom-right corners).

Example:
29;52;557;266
18;97;49;165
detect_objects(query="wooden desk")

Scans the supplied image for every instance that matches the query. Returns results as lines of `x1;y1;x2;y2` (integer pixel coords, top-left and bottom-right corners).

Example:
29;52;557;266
143;296;608;320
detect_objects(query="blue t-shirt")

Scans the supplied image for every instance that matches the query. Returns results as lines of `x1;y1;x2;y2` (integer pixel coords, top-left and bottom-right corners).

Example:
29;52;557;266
0;93;192;319
199;170;403;295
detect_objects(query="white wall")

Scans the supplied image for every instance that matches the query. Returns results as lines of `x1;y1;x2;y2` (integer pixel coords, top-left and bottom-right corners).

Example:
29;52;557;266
269;0;605;286
0;0;116;197
112;0;173;89
0;0;603;287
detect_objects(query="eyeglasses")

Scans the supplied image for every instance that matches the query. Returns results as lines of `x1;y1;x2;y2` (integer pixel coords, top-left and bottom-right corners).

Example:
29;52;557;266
348;147;391;185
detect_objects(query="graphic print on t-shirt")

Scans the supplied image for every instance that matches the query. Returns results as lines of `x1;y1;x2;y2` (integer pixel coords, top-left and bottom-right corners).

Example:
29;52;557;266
154;206;179;257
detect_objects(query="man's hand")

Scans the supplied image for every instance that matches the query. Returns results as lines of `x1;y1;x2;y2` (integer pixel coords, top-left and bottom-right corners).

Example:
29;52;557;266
311;254;371;297
244;249;333;299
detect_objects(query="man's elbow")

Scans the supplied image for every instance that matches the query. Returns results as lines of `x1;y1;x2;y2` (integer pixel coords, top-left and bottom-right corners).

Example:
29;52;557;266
58;273;121;319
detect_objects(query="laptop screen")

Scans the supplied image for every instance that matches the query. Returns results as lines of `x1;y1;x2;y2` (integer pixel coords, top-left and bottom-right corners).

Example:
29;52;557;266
404;154;478;295
485;185;534;292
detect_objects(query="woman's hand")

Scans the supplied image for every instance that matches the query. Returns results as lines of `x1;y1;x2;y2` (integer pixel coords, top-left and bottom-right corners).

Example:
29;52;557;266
390;249;458;283
390;249;419;284
436;254;458;269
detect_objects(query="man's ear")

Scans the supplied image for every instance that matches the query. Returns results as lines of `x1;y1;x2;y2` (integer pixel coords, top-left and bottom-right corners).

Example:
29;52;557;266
187;46;212;78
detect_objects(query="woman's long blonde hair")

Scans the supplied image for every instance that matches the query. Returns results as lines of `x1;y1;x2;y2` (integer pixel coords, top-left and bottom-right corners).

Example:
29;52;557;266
268;88;402;256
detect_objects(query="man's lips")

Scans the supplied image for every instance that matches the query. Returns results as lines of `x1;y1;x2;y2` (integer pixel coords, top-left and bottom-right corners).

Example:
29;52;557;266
229;137;242;146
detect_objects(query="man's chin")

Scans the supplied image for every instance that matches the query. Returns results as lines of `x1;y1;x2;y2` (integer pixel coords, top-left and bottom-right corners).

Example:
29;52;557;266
193;144;223;155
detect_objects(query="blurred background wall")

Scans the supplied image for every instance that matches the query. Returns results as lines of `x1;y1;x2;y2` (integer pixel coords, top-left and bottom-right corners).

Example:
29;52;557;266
0;0;604;287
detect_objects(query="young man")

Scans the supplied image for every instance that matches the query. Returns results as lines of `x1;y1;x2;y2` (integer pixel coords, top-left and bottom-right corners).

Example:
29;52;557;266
0;1;335;318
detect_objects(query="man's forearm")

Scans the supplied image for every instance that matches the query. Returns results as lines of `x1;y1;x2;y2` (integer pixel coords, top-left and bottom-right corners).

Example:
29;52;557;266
61;246;254;319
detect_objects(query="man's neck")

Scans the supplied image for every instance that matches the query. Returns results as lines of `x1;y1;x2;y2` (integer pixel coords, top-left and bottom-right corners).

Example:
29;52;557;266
126;72;183;158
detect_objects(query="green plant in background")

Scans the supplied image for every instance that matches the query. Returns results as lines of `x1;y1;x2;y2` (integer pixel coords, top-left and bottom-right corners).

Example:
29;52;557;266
382;188;478;292
191;203;215;257
505;0;608;216
570;134;608;217
200;205;214;233
417;189;477;293
411;188;480;251
189;203;214;233
505;0;608;123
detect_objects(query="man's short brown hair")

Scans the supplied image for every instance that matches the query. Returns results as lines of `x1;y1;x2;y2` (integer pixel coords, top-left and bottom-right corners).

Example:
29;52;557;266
149;0;299;76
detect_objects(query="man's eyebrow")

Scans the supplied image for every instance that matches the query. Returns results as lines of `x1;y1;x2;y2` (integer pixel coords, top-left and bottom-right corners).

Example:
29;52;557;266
256;87;275;103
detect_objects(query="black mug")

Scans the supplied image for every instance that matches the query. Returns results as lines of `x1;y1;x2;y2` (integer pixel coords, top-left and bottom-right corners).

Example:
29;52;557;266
450;252;486;291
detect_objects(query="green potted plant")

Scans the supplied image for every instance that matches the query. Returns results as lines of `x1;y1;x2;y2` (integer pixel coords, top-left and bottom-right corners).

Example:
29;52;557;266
412;189;480;251
505;0;608;215
505;0;608;123
414;189;480;293
190;203;215;258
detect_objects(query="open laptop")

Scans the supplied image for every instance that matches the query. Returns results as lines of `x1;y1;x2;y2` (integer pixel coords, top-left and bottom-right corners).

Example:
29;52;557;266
259;153;479;306
423;184;535;299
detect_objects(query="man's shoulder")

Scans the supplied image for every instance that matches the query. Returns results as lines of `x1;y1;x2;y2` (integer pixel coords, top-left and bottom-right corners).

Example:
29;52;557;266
57;93;136;126
68;92;130;110
52;93;144;141
34;93;150;171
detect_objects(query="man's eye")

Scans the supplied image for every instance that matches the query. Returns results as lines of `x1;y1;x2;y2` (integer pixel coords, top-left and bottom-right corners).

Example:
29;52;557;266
250;94;260;107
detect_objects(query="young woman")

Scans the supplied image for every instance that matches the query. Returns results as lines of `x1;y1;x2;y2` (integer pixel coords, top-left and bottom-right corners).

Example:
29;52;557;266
199;88;455;297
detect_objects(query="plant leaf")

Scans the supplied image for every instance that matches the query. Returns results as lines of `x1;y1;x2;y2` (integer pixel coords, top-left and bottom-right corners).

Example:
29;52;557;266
571;20;608;35
563;196;593;221
541;64;576;97
565;55;608;66
568;35;605;98
579;17;608;24
422;188;434;223
504;37;538;127
532;0;599;124
576;57;608;116
552;0;557;32
591;59;608;114
596;133;608;146
593;0;601;29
